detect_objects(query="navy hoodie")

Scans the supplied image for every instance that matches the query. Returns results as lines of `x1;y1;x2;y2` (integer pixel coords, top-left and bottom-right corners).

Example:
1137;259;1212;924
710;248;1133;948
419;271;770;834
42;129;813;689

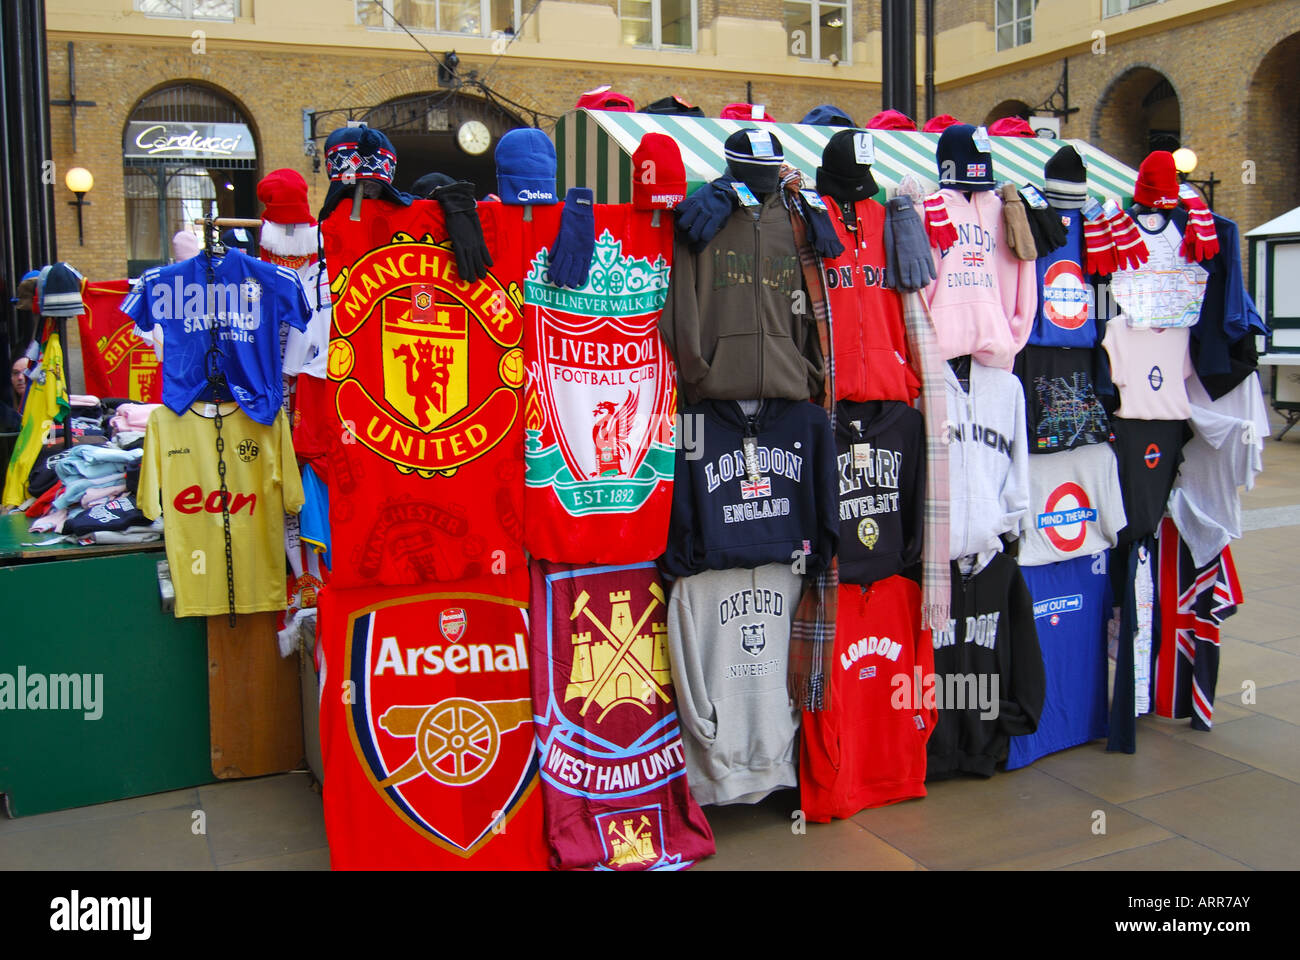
835;400;925;585
926;551;1045;779
660;399;838;578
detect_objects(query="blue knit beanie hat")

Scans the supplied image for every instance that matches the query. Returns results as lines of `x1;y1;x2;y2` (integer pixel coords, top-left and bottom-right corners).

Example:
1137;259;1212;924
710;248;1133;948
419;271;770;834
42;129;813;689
495;129;558;205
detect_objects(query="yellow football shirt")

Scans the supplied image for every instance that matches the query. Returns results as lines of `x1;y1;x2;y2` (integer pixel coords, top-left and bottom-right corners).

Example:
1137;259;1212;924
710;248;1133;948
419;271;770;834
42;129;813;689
140;403;304;617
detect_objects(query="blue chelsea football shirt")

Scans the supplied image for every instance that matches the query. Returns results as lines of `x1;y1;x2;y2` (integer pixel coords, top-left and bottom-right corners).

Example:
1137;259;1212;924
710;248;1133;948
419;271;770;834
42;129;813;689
122;248;310;425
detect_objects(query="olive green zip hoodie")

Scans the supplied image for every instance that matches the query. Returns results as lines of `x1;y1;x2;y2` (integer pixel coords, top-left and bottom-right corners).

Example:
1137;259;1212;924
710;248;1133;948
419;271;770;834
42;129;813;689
660;191;824;405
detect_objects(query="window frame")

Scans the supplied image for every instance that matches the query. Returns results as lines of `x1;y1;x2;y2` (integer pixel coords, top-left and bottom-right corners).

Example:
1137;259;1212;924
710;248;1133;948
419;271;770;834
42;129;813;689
995;0;1035;52
783;0;851;65
355;0;523;38
619;0;698;54
1103;0;1162;18
135;0;240;19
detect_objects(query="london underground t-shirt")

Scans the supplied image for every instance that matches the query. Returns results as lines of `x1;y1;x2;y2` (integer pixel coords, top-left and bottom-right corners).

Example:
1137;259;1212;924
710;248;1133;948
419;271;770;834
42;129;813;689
1030;209;1099;348
1102;320;1194;421
1018;442;1126;567
122;248;310;425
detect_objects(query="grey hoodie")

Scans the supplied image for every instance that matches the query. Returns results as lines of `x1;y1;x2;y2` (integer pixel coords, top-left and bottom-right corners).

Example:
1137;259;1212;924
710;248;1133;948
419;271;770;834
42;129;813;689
665;564;802;806
660;191;824;404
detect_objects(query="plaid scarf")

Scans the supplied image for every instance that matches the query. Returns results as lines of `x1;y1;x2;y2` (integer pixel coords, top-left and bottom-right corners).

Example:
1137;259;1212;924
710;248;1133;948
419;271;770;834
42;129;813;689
779;164;838;710
901;291;951;630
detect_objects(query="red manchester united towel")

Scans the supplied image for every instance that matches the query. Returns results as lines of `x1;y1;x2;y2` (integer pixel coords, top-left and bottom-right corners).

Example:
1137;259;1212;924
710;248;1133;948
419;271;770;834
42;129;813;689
312;198;527;588
528;559;715;870
317;569;548;869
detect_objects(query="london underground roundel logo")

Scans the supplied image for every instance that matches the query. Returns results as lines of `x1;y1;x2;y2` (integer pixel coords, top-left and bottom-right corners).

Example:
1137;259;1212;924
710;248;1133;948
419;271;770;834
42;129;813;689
1038;481;1096;552
1043;260;1089;330
1144;443;1161;469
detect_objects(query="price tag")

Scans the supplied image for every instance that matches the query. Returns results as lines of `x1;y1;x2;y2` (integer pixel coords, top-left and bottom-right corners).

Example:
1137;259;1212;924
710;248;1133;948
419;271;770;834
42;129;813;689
1019;184;1048;210
751;103;766;120
203;404;218;418
972;125;992;153
853;132;876;165
1081;197;1105;222
853;442;872;472
1102;198;1123;219
731;181;760;207
800;189;828;211
742;436;761;481
746;130;775;158
1178;182;1200;201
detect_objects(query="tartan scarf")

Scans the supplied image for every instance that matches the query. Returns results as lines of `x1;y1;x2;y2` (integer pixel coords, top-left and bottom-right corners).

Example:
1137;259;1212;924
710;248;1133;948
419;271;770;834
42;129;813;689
780;164;838;710
901;291;951;630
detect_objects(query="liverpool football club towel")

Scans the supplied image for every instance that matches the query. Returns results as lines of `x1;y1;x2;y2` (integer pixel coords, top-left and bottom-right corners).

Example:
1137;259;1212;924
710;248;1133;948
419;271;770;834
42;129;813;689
523;205;677;563
529;559;715;869
316;568;548;869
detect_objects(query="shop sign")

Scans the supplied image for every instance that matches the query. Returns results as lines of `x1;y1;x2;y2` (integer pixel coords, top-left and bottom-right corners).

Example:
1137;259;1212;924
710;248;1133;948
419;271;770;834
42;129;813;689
124;122;256;160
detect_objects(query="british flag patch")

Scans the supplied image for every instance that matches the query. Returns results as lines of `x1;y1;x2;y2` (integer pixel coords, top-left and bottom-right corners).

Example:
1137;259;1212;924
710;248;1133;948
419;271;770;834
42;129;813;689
963;251;985;268
967;163;987;178
740;477;771;499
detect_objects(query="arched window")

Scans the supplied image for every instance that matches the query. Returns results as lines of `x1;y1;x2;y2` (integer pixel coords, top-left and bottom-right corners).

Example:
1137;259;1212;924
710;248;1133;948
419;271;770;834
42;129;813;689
1092;67;1180;170
122;83;258;274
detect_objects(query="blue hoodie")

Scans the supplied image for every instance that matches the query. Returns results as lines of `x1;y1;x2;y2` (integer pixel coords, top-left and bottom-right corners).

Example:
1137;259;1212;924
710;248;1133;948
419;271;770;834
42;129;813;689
660;399;838;577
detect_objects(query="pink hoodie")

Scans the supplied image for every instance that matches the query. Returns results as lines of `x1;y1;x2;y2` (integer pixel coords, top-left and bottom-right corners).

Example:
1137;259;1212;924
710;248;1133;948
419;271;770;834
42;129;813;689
923;189;1036;370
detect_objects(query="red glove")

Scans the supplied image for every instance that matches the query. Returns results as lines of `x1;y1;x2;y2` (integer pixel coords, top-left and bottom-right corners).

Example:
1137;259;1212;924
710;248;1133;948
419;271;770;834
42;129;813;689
1178;185;1219;262
1103;202;1149;271
1083;214;1118;277
922;193;958;249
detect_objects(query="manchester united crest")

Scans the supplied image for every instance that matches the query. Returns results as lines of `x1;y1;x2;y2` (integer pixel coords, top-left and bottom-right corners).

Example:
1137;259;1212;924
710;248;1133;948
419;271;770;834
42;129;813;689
326;235;524;477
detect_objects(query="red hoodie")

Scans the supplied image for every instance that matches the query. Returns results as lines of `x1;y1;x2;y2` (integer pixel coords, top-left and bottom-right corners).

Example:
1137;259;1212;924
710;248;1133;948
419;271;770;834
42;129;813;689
800;575;934;820
818;196;920;403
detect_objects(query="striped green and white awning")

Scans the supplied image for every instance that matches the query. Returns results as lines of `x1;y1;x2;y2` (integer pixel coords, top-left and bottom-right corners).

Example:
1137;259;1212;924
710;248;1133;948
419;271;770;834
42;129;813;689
554;109;1138;206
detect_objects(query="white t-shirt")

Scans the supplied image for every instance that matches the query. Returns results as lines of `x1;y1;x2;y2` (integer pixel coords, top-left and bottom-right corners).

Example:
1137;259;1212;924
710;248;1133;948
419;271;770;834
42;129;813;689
1111;215;1208;328
1103;320;1194;420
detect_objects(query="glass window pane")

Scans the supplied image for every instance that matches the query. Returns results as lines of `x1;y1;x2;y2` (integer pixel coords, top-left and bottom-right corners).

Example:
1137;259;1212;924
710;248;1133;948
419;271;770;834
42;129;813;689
440;0;483;34
192;0;237;17
996;24;1013;50
784;2;814;59
819;7;845;62
356;1;385;26
996;0;1013;26
660;0;693;48
1017;18;1032;45
137;0;185;15
491;0;515;33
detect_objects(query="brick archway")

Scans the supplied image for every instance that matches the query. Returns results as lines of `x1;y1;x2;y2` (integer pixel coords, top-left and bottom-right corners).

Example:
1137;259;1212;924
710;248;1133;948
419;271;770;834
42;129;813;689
1091;65;1181;170
984;99;1033;125
1245;32;1300;233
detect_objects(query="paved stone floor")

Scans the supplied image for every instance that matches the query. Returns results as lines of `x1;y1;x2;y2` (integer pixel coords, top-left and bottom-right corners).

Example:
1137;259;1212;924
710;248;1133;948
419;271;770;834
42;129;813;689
4;418;1299;871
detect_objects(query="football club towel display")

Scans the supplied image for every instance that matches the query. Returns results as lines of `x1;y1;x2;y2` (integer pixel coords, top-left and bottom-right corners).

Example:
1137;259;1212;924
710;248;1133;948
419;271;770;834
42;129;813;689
313;197;528;588
316;570;548;869
79;279;163;403
523;205;678;564
529;560;715;869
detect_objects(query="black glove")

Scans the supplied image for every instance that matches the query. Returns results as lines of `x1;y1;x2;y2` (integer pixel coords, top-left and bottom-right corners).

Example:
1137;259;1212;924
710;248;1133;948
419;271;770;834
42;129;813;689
796;194;845;260
432;181;492;283
884;196;937;292
676;176;740;252
548;188;596;289
1028;204;1069;256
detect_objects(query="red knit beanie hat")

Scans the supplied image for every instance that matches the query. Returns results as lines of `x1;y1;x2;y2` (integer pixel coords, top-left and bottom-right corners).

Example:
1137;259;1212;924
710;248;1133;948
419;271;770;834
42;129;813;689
721;102;775;122
922;114;961;133
988;116;1034;137
1134;150;1180;209
867;109;917;131
257;169;314;225
575;85;635;112
632;133;686;210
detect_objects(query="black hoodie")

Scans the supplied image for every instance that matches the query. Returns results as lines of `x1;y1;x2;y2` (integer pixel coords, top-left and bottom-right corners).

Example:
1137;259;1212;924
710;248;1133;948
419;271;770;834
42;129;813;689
835;400;925;585
660;398;838;578
926;551;1045;779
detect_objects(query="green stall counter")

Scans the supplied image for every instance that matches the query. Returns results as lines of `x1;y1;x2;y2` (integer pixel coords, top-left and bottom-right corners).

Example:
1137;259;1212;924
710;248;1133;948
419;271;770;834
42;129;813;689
0;513;216;817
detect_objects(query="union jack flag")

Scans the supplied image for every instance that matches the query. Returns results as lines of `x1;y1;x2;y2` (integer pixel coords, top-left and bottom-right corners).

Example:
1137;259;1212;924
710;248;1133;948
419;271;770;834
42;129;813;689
963;252;984;268
740;476;771;499
1153;517;1243;731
